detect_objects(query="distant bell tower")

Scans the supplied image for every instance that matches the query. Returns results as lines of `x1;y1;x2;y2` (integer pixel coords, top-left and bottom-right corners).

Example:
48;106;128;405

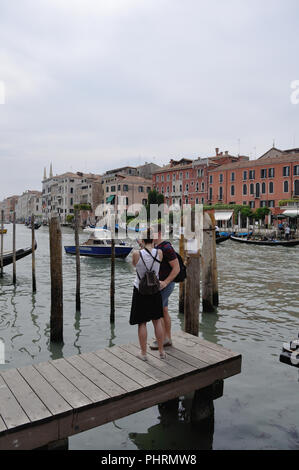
43;167;47;180
49;163;53;178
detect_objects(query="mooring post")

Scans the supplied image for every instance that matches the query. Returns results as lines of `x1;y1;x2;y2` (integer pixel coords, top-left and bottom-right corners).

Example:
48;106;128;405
110;236;115;324
209;211;218;307
49;216;63;342
202;211;215;313
12;211;16;284
74;208;81;311
0;209;4;278
31;214;36;293
179;216;186;314
184;210;200;336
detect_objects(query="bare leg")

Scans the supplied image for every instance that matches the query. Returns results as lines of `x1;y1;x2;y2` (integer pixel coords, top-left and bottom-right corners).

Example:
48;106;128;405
163;306;172;342
138;323;147;355
152;318;165;355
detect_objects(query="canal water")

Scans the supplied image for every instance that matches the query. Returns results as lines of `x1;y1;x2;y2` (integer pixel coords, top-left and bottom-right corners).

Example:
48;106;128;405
0;224;298;450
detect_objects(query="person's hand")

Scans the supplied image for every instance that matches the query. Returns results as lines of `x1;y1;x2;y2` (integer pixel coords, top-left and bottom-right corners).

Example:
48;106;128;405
137;239;144;248
160;280;168;290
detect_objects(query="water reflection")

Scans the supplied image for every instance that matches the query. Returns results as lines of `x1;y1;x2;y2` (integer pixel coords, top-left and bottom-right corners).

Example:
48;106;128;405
129;394;214;450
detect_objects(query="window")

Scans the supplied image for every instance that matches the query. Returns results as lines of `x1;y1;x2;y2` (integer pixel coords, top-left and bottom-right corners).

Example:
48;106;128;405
161;175;164;182
186;172;189;179
167;174;170;181
284;180;289;193
231;185;235;196
123;185;129;192
138;186;144;193
209;175;213;184
269;182;274;194
197;169;203;177
201;182;205;192
268;200;275;208
185;184;189;191
209;187;213;200
111;185;116;192
156;176;159;182
142;199;147;205
260;200;267;208
250;201;255;208
196;182;199;191
196;198;199;204
161;187;164;194
201;197;204;204
70;198;73;206
173;174;176;181
256;183;260;197
147;187;151;193
243;171;247;180
243;184;247;195
219;174;223;183
106;186;109;192
231;172;235;182
268;168;275;178
70;187;74;194
249;170;255;180
283;166;290;177
295;180;299;196
173;185;175;192
243;201;247;205
250;183;254;195
294;166;299;176
179;172;183;180
219;186;223;200
262;182;266;194
261;169;267;179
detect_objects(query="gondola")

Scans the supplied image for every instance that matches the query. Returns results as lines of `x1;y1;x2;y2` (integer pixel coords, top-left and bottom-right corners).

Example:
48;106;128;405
230;235;299;247
1;242;37;267
216;235;231;244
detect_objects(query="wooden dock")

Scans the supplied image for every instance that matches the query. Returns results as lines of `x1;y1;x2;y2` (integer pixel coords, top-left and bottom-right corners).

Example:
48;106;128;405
0;331;241;450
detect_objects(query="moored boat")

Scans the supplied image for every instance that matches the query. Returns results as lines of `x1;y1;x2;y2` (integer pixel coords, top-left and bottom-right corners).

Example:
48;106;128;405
230;235;299;247
64;228;133;258
1;242;37;267
0;229;7;234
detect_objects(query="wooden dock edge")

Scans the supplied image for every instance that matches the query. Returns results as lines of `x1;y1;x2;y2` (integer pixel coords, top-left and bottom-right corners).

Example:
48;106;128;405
0;355;241;450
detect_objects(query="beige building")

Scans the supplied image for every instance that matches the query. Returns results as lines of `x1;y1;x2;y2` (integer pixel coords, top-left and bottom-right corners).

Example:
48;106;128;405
15;191;42;223
0;195;20;222
102;173;152;210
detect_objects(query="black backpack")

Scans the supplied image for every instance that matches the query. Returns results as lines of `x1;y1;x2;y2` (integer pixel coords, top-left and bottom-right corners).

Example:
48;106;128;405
158;241;187;283
137;250;161;295
174;252;187;283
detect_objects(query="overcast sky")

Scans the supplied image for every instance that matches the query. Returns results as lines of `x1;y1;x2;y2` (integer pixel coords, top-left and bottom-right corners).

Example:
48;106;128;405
1;0;299;199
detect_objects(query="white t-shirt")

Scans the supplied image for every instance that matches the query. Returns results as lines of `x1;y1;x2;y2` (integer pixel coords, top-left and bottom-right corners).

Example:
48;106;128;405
134;248;161;289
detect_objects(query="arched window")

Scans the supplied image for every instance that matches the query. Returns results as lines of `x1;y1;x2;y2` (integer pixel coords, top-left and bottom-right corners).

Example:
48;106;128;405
269;181;274;194
250;183;254;195
231;185;235;196
262;182;266;194
295;180;299;196
243;184;247;195
255;183;260;197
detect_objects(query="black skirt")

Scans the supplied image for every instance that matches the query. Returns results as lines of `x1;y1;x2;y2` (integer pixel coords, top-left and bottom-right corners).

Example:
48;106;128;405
130;286;164;325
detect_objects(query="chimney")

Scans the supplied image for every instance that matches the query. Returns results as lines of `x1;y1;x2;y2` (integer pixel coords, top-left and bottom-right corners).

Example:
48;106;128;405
215;148;219;156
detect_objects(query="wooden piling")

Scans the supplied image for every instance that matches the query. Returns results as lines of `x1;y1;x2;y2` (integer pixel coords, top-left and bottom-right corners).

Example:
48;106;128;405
201;211;216;312
179;219;186;314
49;217;63;343
210;212;219;307
12;211;16;285
110;236;115;324
0;210;4;278
74;209;81;311
31;214;36;293
184;210;200;336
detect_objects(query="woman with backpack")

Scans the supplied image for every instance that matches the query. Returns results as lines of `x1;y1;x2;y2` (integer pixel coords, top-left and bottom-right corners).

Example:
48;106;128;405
130;230;166;361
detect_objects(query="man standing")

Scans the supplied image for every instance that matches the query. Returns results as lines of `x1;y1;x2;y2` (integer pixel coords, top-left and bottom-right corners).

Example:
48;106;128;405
150;224;180;350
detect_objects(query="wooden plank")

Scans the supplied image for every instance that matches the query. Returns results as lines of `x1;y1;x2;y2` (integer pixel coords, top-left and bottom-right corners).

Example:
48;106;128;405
175;330;238;357
121;344;184;379
1;369;51;422
144;343;196;374
164;346;210;368
113;345;171;382
66;355;127;398
34;362;91;409
0;374;30;429
80;352;141;393
59;356;242;442
18;365;71;416
0;415;7;433
50;358;110;403
0;419;59;450
173;333;239;364
94;348;157;388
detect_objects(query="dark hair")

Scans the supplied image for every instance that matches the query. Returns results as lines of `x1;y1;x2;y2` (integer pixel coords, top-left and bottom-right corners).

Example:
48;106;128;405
143;228;153;244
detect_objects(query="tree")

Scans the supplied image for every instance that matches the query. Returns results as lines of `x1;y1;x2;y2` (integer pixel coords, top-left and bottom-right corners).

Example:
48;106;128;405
146;189;164;219
254;207;271;220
